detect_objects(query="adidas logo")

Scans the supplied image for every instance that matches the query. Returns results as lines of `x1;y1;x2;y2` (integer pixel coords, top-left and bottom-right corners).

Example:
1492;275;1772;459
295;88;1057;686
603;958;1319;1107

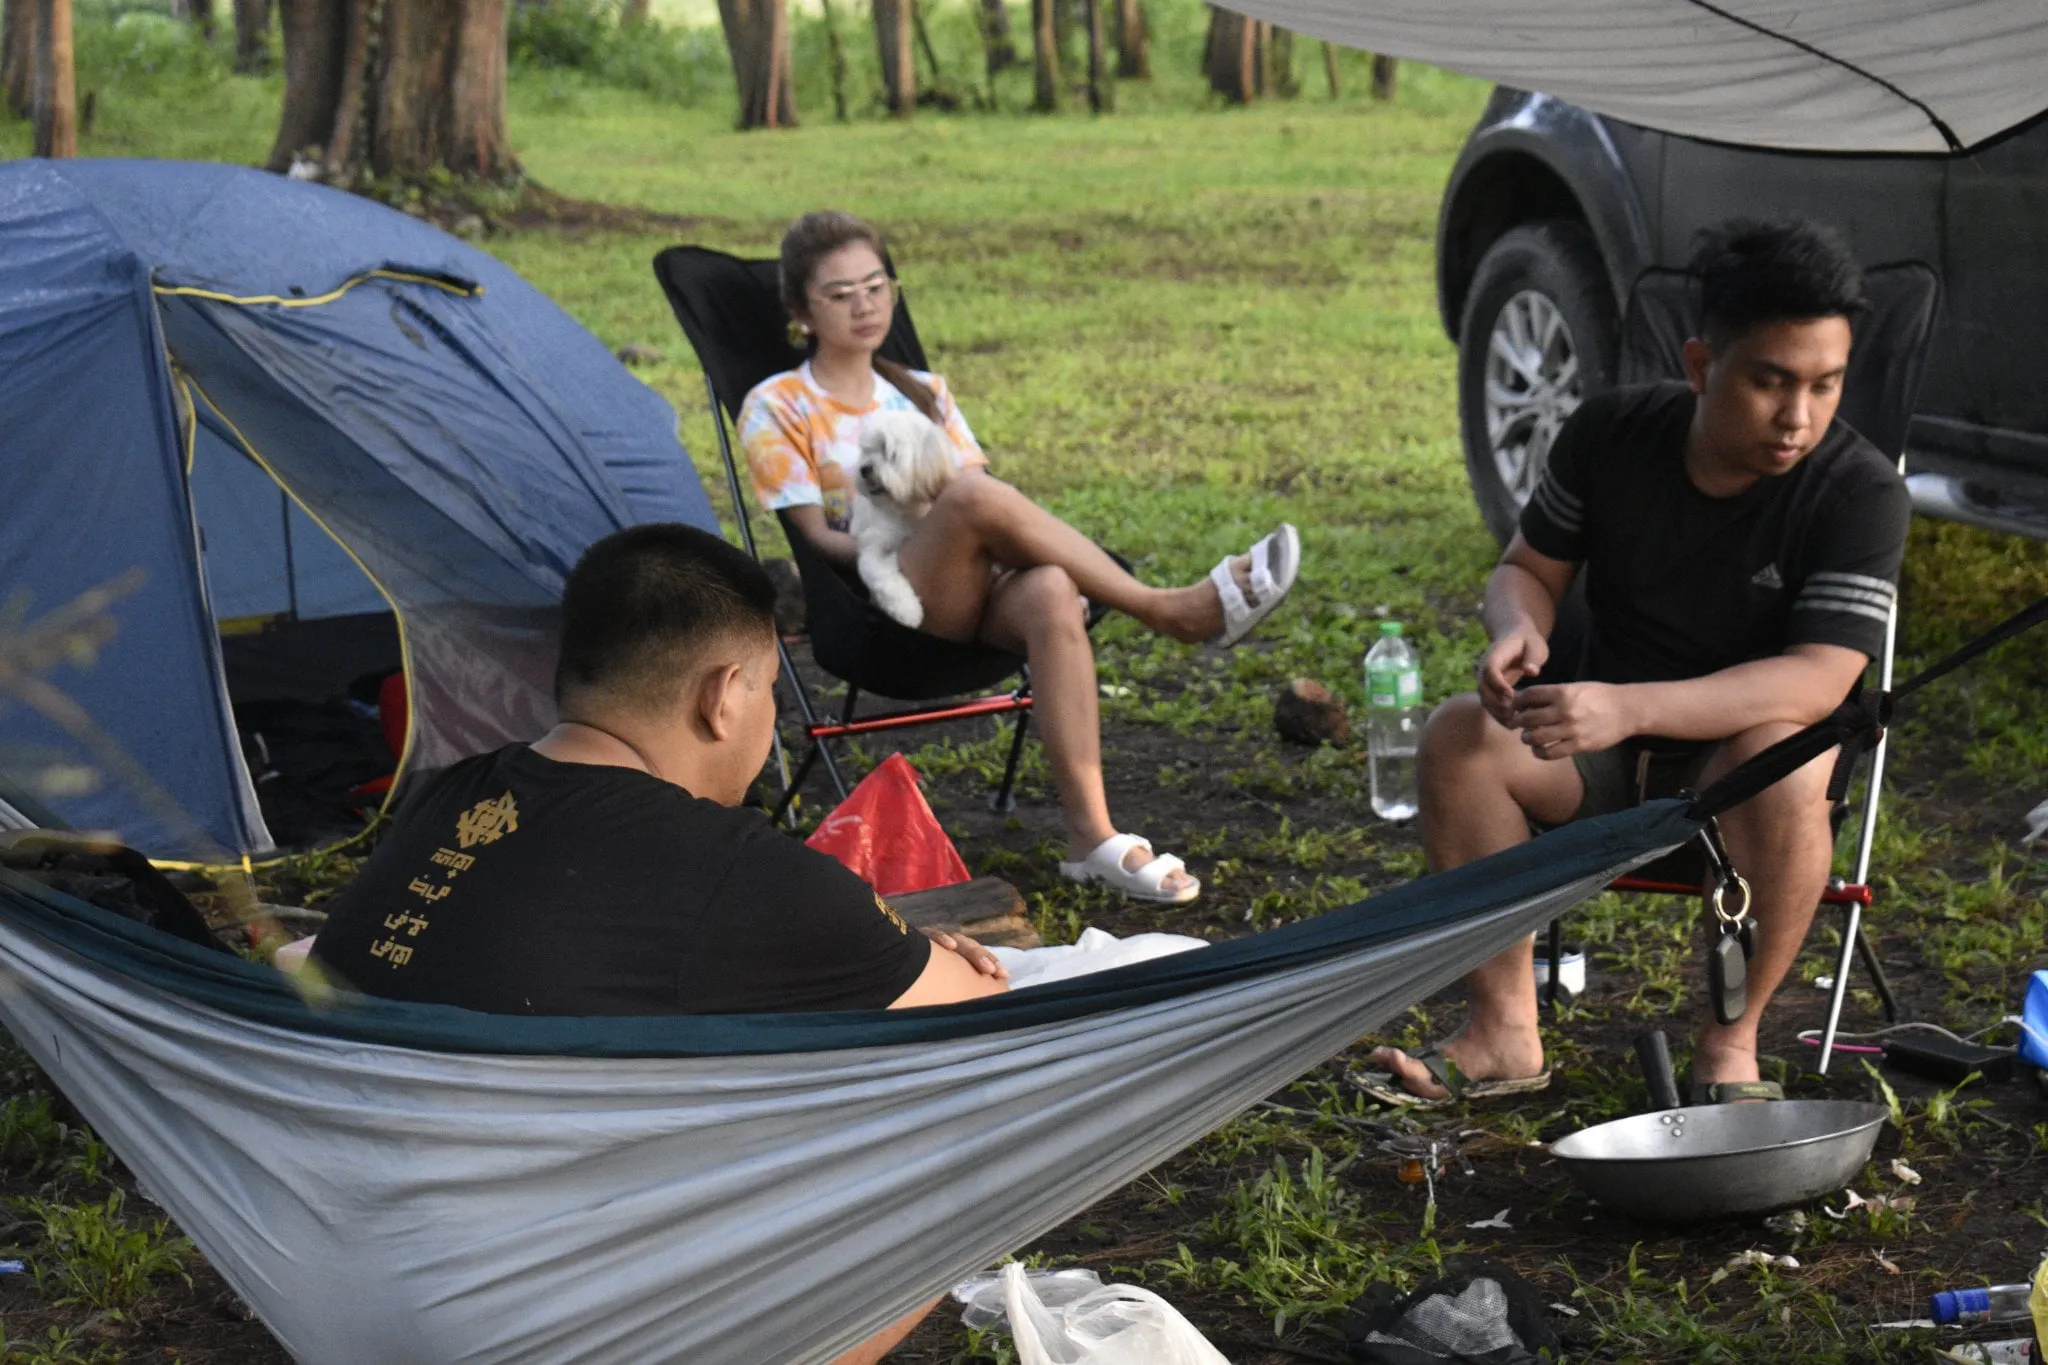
1750;563;1784;590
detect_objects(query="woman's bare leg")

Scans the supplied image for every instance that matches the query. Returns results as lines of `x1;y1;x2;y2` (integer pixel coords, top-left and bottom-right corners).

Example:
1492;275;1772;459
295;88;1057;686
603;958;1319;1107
978;566;1194;892
897;471;1233;643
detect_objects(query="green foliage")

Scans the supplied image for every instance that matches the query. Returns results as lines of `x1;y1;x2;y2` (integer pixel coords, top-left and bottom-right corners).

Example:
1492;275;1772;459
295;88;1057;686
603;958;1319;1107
0;1096;115;1188
1163;1148;1437;1337
13;1191;193;1318
509;0;729;106
0;1326;120;1365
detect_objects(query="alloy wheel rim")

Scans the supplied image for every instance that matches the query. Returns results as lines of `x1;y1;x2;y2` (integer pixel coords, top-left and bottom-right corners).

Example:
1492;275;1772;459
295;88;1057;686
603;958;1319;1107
1483;289;1582;508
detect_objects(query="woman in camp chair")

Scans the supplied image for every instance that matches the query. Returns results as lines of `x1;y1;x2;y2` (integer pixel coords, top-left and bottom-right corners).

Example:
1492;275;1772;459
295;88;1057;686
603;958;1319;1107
741;211;1300;905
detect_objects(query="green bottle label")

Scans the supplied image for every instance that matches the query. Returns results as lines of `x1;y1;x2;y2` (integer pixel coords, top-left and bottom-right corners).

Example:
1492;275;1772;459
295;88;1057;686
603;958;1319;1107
1368;664;1421;710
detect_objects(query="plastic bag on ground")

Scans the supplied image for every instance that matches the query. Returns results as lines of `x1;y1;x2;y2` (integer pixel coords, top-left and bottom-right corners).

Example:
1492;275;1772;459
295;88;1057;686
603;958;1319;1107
804;753;969;896
1341;1259;1561;1365
952;1263;1232;1364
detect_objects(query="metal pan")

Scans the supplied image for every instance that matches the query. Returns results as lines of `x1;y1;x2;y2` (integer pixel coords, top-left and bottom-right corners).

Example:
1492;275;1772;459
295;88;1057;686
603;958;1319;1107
1547;1033;1888;1222
1549;1098;1889;1222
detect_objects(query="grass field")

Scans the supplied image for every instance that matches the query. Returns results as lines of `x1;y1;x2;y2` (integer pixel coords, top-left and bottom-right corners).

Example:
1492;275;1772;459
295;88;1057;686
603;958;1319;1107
5;9;2048;1361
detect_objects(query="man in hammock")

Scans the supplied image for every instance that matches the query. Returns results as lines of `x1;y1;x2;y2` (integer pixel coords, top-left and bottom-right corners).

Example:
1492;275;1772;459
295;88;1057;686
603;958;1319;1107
1362;218;1909;1107
313;522;1004;1019
312;524;1003;1361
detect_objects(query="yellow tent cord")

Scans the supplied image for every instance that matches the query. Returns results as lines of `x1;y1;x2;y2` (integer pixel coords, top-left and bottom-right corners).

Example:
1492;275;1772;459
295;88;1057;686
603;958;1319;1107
153;268;481;311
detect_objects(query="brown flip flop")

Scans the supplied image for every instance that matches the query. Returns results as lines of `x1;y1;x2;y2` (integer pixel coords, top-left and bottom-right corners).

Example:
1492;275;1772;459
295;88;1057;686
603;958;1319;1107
1349;1044;1553;1109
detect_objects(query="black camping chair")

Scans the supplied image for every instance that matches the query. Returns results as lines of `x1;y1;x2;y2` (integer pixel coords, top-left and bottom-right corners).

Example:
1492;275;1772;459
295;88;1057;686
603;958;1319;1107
1540;261;1940;1075
653;245;1041;820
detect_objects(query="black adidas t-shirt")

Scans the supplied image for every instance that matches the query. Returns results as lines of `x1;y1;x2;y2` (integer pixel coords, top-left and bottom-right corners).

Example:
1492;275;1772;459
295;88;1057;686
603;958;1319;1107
310;746;930;1015
1520;382;1910;686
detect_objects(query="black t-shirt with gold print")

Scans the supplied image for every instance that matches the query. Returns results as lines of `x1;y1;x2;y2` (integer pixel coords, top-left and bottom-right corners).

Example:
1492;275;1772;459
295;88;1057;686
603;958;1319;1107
310;746;930;1015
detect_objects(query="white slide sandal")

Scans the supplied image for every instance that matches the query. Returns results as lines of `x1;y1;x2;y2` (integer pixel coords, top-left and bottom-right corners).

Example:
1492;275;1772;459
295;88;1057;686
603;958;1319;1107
1058;833;1202;905
1211;522;1300;648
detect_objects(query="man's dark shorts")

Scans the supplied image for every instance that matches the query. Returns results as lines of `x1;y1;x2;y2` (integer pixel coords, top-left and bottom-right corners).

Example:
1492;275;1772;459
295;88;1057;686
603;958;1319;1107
1566;740;1713;822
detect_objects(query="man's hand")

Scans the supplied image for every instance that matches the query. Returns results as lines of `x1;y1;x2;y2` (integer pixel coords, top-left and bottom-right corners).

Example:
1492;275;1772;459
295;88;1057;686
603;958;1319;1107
1509;682;1636;759
919;927;1009;981
1478;627;1550;725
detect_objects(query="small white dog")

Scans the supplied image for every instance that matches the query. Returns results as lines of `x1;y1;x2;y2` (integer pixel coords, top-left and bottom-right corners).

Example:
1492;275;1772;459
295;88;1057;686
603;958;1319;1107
851;409;958;629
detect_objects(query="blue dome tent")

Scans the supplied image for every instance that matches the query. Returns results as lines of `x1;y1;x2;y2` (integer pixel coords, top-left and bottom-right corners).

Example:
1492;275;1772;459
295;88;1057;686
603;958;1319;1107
0;159;717;861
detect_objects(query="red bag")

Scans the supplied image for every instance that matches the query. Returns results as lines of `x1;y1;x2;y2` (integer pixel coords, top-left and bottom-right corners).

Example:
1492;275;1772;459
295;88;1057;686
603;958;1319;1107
805;753;970;896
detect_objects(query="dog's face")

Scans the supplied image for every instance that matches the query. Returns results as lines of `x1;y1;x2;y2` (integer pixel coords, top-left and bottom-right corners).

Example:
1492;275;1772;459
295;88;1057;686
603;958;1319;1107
856;411;956;515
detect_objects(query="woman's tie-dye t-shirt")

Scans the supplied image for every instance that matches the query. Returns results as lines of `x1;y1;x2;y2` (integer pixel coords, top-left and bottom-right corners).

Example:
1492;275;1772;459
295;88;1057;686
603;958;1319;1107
738;362;986;531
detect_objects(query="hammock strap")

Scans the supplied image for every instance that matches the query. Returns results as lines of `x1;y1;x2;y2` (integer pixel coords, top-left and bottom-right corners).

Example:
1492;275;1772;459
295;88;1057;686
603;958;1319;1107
1688;593;2048;822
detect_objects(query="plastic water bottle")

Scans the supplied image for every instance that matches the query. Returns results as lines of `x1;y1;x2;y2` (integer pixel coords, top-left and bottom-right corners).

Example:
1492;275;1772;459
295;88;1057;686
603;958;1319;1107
1365;621;1423;821
1931;1279;2040;1326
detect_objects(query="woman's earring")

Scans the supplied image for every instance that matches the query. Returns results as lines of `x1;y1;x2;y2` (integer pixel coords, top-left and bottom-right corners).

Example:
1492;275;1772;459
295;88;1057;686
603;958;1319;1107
786;319;810;347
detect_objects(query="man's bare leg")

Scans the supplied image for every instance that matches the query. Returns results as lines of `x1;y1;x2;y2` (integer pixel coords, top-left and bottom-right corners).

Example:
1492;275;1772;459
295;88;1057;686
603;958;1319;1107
1369;692;1583;1098
829;1298;940;1365
1688;720;1836;1088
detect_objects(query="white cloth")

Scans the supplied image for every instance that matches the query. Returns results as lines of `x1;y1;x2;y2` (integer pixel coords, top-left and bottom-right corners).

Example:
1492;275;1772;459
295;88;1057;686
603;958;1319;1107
992;928;1210;990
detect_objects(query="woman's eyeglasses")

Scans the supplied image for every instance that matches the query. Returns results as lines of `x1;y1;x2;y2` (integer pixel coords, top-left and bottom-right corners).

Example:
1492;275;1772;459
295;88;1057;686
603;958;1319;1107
812;273;897;311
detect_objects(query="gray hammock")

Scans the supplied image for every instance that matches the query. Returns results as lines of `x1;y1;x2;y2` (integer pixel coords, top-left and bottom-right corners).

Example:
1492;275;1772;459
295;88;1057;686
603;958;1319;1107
0;801;1696;1364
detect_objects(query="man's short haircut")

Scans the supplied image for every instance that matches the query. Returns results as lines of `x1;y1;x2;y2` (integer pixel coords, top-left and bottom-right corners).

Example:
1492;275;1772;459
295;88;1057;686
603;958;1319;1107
1690;217;1868;349
554;524;778;714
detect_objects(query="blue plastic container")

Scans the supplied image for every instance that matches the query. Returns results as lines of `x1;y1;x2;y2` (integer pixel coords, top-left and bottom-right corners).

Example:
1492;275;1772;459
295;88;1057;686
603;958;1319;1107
2023;970;2048;1070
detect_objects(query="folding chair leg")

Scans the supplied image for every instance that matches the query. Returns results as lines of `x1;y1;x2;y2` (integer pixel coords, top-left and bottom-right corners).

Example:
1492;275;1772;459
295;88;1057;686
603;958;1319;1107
990;708;1029;813
1542;918;1565;1009
772;744;824;825
1816;900;1900;1073
772;637;850;824
1853;920;1901;1024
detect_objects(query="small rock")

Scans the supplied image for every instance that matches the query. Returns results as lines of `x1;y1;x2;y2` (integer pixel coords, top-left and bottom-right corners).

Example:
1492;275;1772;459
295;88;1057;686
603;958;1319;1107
615;342;665;368
452;213;487;240
1273;678;1350;746
763;557;805;637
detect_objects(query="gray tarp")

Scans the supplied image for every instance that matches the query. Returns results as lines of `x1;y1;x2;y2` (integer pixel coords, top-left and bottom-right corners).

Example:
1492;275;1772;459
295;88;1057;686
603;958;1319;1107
0;802;1694;1363
1215;0;2048;153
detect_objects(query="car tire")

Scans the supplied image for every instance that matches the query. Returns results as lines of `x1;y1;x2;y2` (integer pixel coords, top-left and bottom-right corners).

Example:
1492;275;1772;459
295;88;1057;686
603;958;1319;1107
1457;219;1619;545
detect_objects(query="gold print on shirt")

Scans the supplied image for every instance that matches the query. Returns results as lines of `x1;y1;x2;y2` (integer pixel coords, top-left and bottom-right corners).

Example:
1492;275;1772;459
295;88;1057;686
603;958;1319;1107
371;799;516;970
456;791;520;848
874;893;909;936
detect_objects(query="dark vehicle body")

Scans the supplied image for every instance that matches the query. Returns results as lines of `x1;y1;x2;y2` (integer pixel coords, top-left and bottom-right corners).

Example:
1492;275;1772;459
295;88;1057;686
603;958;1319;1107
1438;87;2048;542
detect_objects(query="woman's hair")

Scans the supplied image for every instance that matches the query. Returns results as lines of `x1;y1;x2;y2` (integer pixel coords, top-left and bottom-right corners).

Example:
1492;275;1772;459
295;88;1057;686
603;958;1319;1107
778;211;942;425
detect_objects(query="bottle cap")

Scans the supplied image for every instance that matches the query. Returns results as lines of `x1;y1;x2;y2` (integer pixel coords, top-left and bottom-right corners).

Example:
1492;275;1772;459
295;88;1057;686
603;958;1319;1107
1380;621;1403;637
1930;1288;1990;1324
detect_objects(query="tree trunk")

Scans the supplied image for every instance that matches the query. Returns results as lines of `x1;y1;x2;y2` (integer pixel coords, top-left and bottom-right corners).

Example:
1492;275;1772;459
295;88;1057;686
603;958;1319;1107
1320;38;1337;98
620;0;648;21
1203;6;1254;104
232;0;272;72
1081;0;1107;110
174;0;217;39
1371;52;1396;100
820;0;849;120
268;0;519;181
1111;0;1143;78
911;0;942;85
1029;0;1057;111
3;0;34;118
31;0;73;157
872;0;913;116
977;0;1014;76
1268;24;1296;98
716;0;797;129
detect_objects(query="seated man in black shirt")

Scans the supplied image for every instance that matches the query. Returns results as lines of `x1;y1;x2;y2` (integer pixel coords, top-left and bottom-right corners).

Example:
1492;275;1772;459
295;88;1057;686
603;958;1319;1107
315;522;1003;1018
314;524;1003;1363
1365;219;1909;1106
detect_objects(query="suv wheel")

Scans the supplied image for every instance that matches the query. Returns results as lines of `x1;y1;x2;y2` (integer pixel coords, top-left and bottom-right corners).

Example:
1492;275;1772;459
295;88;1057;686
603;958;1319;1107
1457;220;1618;544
